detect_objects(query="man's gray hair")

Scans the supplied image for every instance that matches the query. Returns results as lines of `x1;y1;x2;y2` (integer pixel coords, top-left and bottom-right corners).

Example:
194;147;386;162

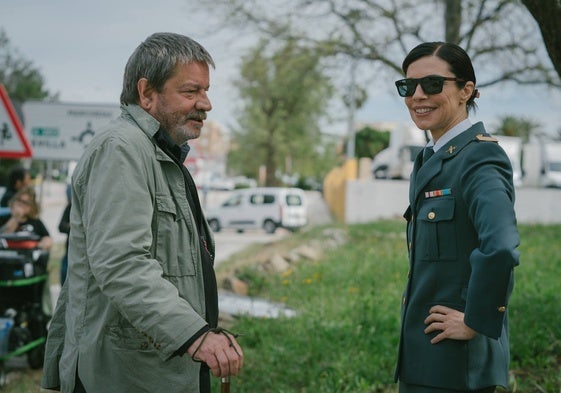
120;32;215;105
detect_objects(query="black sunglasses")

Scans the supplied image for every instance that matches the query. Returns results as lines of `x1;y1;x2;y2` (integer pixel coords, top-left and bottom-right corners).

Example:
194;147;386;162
395;75;465;97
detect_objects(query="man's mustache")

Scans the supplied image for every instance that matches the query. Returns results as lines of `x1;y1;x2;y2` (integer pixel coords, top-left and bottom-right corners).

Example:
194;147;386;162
187;111;207;121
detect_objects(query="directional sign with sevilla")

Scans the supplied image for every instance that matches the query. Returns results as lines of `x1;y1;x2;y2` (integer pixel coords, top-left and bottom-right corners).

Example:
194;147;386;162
0;84;33;158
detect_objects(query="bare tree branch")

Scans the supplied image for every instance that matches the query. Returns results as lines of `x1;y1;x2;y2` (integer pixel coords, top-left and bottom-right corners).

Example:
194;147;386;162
197;0;560;91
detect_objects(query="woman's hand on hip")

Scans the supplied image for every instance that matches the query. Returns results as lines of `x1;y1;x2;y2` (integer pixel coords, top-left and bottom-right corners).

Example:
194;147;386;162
424;305;477;344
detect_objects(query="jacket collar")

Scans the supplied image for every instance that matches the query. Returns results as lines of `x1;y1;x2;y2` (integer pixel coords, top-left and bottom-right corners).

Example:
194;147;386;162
120;104;160;139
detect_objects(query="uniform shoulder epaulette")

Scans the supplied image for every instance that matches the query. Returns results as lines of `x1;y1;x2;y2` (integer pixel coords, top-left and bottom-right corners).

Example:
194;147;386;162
475;134;498;143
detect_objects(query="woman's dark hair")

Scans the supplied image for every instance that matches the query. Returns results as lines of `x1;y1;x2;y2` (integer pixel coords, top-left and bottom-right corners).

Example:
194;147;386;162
402;42;478;113
7;166;29;190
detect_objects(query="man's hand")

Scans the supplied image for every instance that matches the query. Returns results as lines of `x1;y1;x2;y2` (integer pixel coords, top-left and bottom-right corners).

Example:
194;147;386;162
188;331;244;378
424;305;477;344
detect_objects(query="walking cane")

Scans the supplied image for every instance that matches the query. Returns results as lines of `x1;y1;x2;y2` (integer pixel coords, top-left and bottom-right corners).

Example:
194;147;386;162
221;376;230;393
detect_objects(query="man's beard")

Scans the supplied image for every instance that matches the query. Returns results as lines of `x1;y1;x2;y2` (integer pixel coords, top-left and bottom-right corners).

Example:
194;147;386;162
156;109;206;145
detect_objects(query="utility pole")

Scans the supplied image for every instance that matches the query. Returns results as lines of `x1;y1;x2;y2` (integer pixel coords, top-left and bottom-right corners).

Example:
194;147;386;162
346;56;357;159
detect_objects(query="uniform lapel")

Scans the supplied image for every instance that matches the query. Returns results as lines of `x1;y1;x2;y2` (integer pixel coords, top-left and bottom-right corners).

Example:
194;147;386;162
409;150;424;204
412;153;443;201
410;122;487;205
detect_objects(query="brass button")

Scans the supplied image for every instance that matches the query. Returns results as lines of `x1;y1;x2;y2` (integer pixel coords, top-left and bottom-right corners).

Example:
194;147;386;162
497;306;506;312
428;212;436;220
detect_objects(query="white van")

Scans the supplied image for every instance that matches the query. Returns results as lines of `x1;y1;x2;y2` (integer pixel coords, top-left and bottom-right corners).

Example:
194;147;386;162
539;141;561;188
371;144;424;179
205;187;307;234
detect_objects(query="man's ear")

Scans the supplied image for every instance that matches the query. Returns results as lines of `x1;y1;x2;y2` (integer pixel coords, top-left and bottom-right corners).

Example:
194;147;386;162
138;78;155;111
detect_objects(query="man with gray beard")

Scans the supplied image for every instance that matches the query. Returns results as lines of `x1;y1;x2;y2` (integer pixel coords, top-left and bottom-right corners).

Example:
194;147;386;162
42;32;243;393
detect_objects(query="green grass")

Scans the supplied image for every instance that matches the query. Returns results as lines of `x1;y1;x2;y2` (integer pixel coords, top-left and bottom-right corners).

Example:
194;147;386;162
211;221;561;392
508;225;561;391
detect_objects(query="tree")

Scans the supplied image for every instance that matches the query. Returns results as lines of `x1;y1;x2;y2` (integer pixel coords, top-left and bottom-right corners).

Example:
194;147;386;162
200;0;559;89
227;40;335;186
0;29;51;103
494;115;540;143
521;0;561;80
352;126;390;159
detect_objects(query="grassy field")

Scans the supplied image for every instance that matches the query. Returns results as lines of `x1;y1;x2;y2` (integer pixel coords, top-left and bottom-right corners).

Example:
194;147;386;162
209;221;561;393
3;222;560;392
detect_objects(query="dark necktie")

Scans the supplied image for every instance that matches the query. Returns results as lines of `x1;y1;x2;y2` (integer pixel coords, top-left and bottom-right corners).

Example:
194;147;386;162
423;147;434;165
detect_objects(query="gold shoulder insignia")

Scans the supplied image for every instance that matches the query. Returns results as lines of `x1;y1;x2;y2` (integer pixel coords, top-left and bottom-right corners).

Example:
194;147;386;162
476;134;498;142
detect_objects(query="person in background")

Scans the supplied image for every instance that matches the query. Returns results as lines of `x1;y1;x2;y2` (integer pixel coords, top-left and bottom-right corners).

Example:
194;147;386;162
42;32;243;393
1;165;31;208
0;185;52;250
394;42;520;392
57;185;71;285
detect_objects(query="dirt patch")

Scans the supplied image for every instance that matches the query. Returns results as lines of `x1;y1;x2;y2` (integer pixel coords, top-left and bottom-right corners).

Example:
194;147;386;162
214;225;347;285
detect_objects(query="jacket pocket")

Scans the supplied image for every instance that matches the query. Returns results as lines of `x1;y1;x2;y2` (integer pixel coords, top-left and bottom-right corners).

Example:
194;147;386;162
417;196;457;260
155;194;196;276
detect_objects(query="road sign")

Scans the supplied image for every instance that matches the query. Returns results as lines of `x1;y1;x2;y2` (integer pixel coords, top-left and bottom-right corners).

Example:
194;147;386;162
0;84;33;158
22;100;121;160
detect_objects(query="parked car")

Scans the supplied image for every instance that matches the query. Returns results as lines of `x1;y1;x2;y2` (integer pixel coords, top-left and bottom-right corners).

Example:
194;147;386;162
205;187;308;234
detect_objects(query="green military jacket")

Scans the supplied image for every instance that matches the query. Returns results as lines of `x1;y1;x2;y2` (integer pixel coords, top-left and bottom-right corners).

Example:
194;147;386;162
396;122;520;390
42;104;215;393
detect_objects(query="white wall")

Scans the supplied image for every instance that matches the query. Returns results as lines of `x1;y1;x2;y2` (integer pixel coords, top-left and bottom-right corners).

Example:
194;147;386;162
345;179;409;222
345;179;561;224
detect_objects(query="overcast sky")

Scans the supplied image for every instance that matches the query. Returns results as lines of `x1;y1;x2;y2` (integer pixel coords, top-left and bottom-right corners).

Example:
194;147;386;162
2;0;561;137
